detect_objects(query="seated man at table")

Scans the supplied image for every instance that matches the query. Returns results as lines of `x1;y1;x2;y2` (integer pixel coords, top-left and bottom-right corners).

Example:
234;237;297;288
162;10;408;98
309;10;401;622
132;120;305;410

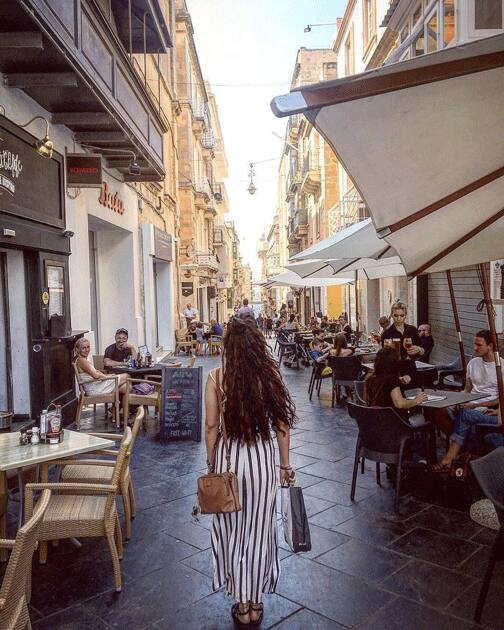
104;328;137;367
308;338;332;369
418;323;435;362
434;329;500;470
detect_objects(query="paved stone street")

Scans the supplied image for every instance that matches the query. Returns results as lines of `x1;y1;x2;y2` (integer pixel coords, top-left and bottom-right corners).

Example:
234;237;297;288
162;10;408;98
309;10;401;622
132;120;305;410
6;354;503;629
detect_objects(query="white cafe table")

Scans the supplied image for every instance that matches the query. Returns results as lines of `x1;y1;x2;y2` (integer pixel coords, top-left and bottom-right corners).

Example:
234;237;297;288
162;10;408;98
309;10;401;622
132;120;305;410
0;429;115;554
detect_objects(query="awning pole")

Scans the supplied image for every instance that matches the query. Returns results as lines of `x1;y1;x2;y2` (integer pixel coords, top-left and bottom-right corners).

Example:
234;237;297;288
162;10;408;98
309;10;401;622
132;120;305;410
347;283;352;324
354;270;360;338
478;263;504;412
446;270;466;371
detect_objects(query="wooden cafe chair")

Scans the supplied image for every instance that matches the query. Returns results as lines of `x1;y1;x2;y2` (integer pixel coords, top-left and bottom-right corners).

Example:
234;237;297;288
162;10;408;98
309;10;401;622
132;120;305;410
73;362;120;429
58;407;145;540
25;428;133;592
0;489;51;630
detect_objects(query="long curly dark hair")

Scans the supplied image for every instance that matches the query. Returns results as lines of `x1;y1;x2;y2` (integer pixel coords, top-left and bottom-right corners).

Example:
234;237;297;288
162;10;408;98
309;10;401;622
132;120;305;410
220;317;296;443
364;347;400;406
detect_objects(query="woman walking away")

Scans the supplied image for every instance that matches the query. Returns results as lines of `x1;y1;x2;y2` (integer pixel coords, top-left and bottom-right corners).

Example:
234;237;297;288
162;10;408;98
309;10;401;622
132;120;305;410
205;317;296;626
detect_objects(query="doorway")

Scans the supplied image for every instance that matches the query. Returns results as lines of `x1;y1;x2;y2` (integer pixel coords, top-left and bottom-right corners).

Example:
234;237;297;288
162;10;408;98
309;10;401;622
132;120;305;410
0;253;12;411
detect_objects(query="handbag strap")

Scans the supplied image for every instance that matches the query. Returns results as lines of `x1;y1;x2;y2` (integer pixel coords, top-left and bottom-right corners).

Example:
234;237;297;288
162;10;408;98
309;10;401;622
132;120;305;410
209;368;232;473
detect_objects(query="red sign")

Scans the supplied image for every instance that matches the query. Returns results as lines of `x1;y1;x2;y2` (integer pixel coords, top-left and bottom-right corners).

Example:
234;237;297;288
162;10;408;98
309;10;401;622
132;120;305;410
66;154;102;188
98;181;125;215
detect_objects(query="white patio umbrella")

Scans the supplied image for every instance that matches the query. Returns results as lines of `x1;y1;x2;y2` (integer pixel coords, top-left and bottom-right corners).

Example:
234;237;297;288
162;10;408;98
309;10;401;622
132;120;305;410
286;257;406;280
271;32;504;404
291;218;394;262
286;258;407;335
262;271;350;289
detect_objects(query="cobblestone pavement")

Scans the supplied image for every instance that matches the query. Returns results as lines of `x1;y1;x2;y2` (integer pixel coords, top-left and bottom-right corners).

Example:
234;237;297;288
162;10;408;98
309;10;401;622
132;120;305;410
5;352;503;629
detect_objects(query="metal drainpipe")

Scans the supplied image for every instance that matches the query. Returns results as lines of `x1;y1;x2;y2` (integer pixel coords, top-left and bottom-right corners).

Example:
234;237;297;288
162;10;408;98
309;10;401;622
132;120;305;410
157;48;162;113
143;12;150;87
128;0;132;57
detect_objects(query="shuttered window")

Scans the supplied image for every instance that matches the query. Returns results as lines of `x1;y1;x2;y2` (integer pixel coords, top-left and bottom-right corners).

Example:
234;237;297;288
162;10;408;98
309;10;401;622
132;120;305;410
428;265;489;364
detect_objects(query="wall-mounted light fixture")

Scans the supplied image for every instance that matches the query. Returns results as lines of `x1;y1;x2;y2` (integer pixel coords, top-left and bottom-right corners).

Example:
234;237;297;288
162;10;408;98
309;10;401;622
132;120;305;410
19;116;53;159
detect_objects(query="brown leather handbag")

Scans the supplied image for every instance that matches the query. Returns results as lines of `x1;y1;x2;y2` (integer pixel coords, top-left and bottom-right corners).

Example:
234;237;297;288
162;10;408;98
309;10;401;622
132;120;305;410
197;370;241;514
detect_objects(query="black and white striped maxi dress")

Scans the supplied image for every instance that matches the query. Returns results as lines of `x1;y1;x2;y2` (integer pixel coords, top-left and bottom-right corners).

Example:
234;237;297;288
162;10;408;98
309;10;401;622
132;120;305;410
211;433;280;603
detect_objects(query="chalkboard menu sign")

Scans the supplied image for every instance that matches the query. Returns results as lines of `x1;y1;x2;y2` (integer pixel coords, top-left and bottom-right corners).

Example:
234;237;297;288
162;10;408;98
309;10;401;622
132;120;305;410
160;367;203;442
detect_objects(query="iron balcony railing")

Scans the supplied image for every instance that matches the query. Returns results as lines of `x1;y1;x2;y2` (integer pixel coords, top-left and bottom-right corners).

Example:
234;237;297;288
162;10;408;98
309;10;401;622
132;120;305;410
202;129;215;150
195;250;219;272
303;153;320;175
328;186;370;233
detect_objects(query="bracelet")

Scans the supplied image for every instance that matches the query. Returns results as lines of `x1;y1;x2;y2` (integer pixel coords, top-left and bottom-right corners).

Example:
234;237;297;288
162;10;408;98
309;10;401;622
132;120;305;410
280;465;292;470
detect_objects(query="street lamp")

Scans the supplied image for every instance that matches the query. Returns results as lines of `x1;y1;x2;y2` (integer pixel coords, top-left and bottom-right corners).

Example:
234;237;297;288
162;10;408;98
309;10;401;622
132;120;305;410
247;163;257;195
304;22;336;33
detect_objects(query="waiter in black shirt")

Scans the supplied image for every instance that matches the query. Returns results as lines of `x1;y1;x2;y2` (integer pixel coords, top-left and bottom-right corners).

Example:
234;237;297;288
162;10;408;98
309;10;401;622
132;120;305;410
381;302;424;360
104;328;137;367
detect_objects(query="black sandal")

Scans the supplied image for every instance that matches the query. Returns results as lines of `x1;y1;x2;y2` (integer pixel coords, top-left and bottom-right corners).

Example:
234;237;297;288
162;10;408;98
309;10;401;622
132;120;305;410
231;603;250;627
250;603;264;626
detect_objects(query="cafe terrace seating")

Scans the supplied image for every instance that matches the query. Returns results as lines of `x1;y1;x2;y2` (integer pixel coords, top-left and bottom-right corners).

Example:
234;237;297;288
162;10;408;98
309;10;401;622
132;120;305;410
0;489;51;630
25;427;133;592
73;362;121;429
328;356;364;408
347;402;432;512
174;329;197;354
59;407;145;540
122;378;161;426
308;358;332;401
471;448;504;622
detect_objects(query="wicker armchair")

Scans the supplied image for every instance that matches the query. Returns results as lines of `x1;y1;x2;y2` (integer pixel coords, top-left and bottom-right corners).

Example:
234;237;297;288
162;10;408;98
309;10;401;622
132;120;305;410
123;378;161;424
208;335;223;355
25;428;133;593
73;362;120;429
174;329;197;354
59;407;145;540
0;489;51;630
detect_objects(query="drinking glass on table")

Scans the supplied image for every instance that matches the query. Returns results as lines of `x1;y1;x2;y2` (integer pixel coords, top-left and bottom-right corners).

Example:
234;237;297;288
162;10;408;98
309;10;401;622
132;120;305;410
403;337;413;352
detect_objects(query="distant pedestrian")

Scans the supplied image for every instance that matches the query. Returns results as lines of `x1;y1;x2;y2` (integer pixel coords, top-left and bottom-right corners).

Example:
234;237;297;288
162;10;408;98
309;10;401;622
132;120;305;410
204;317;296;625
182;302;197;328
237;298;254;320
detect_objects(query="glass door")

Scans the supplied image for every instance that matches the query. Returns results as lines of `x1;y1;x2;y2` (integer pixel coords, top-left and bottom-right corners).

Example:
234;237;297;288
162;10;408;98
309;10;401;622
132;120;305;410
89;231;100;350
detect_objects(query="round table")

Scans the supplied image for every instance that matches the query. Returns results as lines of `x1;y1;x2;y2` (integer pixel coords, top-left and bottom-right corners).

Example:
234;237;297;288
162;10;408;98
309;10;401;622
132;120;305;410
105;362;182;376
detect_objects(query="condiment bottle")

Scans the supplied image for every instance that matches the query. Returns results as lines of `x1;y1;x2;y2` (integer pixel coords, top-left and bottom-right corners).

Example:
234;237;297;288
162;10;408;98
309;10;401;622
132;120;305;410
31;427;40;444
137;352;143;368
19;428;29;445
40;409;48;438
145;351;152;367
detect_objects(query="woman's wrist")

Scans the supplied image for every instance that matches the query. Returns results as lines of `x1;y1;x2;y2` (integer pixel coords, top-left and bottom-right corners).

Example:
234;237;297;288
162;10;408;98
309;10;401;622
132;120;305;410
280;464;292;470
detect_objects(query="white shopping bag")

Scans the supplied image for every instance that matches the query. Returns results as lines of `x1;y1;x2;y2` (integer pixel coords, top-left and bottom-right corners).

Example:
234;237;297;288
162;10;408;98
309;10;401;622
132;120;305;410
280;485;312;553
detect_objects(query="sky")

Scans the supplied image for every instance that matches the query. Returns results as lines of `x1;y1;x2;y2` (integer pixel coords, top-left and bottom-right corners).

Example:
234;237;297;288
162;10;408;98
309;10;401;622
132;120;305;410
186;0;347;278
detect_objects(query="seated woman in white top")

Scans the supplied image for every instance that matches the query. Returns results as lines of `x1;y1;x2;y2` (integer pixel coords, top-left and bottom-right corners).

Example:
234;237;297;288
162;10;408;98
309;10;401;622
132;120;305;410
74;338;128;396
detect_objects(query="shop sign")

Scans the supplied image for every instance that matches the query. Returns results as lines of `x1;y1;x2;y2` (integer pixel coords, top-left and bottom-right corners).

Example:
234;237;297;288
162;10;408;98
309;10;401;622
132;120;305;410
153;226;174;262
181;282;193;297
0;149;23;196
98;181;125;215
0;119;64;228
66;154;102;188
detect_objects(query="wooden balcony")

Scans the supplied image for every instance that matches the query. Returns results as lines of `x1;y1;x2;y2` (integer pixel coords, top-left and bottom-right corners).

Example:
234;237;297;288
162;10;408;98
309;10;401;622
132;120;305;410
0;0;171;182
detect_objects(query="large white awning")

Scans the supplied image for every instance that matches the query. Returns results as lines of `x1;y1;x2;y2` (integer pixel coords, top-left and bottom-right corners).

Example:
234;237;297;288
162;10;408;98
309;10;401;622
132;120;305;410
271;34;504;277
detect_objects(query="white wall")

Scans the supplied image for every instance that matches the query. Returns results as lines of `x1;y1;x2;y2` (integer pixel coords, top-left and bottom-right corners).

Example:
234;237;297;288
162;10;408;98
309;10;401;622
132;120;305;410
141;223;175;354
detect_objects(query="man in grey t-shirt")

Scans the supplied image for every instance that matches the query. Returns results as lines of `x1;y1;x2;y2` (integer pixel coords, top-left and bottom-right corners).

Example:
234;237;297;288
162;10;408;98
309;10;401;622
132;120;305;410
237;298;254;320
